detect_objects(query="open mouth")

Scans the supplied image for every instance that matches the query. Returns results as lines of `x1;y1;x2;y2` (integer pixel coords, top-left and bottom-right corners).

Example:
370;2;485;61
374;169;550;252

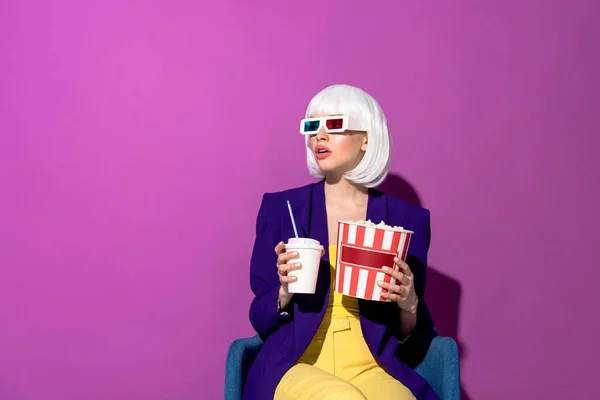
315;145;331;154
315;146;332;159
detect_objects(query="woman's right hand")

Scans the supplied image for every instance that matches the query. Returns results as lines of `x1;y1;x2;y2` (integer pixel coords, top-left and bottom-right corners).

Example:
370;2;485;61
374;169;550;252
274;241;301;310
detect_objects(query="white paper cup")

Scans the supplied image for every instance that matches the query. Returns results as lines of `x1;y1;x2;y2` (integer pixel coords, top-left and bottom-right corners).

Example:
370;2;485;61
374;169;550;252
284;238;323;294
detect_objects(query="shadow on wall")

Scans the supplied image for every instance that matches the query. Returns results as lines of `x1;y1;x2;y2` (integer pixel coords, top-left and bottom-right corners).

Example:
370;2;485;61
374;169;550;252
378;173;472;400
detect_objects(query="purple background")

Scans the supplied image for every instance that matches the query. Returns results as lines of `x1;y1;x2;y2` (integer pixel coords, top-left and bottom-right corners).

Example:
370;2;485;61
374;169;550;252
1;1;599;399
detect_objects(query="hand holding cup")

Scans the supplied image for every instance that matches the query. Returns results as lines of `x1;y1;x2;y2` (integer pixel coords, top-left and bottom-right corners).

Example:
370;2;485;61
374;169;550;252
274;241;301;308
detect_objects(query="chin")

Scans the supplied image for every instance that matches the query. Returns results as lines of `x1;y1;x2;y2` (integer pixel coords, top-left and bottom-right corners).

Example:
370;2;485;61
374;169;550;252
316;161;347;175
315;160;338;172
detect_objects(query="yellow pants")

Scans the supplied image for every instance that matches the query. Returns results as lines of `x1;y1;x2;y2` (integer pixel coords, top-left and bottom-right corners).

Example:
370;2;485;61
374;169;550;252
274;315;415;400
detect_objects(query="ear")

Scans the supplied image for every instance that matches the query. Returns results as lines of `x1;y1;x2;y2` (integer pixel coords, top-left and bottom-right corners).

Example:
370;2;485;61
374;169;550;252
361;134;368;152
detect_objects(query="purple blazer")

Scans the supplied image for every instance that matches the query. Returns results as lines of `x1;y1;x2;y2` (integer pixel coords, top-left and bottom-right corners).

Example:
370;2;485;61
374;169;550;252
243;180;439;400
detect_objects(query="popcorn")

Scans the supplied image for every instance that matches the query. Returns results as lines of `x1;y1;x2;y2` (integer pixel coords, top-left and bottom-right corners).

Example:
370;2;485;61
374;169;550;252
350;219;405;231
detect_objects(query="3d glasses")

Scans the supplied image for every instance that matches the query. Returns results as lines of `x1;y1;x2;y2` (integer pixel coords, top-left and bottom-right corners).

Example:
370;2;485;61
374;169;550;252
299;115;365;135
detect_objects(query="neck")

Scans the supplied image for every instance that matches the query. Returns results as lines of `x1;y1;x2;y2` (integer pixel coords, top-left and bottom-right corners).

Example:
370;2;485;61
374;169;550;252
324;175;368;206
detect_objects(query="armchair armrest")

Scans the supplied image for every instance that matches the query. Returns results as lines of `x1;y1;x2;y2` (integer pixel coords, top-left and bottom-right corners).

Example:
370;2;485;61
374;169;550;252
414;336;460;400
225;335;264;400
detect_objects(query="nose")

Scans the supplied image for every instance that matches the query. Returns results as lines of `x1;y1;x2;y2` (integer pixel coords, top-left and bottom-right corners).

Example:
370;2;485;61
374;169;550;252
315;127;328;142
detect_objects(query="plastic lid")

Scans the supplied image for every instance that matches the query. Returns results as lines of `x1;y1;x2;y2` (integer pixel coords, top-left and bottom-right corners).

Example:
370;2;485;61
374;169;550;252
285;237;323;251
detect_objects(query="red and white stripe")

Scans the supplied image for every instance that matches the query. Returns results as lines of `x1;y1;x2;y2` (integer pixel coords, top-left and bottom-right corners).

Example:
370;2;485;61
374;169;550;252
335;222;412;302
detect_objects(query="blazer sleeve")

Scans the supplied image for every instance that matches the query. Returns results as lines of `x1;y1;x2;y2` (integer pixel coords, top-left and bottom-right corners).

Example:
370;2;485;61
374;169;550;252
248;193;293;338
395;207;437;368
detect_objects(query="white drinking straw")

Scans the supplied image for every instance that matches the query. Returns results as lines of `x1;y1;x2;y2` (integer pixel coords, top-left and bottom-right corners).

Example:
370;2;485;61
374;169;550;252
286;200;299;238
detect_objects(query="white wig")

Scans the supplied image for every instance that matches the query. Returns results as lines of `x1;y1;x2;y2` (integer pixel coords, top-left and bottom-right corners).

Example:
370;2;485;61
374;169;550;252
304;84;391;188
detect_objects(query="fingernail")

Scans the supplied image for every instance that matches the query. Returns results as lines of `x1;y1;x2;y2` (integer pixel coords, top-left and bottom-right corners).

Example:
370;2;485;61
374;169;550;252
292;252;298;256
382;266;390;271
377;281;383;286
295;263;302;267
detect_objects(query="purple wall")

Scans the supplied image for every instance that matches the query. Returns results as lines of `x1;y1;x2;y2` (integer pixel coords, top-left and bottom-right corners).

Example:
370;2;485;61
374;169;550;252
1;1;599;399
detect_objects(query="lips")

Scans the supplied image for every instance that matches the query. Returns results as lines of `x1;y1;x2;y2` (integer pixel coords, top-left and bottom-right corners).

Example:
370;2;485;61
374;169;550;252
315;145;331;160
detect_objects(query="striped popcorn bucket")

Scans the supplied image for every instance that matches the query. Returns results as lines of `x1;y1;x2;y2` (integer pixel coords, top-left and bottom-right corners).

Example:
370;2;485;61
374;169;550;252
335;221;414;302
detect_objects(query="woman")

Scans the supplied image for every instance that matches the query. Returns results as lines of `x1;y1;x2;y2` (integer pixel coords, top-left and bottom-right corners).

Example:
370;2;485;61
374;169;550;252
243;84;439;400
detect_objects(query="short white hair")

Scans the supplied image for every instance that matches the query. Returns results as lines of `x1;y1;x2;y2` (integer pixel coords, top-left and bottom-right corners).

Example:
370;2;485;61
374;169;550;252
304;84;392;188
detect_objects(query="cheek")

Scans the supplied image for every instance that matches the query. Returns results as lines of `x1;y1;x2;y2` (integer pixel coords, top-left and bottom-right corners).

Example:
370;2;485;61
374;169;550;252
333;135;362;153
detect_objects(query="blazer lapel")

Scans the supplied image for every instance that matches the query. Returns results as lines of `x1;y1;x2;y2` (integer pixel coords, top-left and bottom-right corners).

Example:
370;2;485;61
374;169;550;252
279;180;324;248
366;188;388;227
309;180;329;261
285;194;309;240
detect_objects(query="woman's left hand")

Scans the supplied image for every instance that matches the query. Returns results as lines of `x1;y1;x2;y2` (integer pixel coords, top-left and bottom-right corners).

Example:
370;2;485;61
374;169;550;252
377;257;418;313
